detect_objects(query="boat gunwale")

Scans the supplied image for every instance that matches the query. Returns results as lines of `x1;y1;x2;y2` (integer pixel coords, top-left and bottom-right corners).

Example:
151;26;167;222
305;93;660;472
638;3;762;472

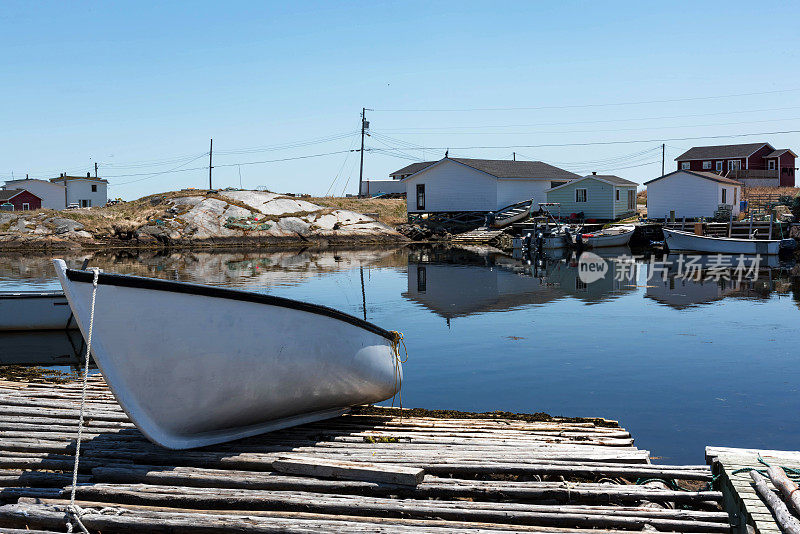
65;269;395;340
663;228;780;243
0;291;66;299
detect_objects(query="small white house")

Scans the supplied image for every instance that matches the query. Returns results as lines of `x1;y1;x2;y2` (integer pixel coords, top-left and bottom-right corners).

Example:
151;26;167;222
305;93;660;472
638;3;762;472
644;170;741;220
2;178;67;210
50;174;109;208
359;180;405;196
394;157;579;214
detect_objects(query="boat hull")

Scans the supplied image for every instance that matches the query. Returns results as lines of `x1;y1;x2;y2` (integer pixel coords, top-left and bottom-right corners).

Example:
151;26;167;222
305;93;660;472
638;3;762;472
663;229;780;255
0;291;73;331
582;229;635;248
53;260;402;450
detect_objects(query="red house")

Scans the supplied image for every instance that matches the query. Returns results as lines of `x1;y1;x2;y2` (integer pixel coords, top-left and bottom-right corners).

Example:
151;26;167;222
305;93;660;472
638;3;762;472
0;189;43;211
675;142;796;186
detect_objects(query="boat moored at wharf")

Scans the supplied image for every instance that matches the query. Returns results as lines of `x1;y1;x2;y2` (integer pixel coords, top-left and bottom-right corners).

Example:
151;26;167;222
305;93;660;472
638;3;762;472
53;259;403;450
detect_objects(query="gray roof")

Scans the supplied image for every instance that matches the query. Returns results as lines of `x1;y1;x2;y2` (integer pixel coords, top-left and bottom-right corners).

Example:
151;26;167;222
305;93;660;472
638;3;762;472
764;149;796;158
643;170;742;186
589;174;638;186
0;189;24;201
391;158;579;180
674;143;770;161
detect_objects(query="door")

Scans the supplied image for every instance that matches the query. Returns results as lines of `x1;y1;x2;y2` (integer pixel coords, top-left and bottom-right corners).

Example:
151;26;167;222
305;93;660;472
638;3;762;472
416;184;425;211
627;190;635;210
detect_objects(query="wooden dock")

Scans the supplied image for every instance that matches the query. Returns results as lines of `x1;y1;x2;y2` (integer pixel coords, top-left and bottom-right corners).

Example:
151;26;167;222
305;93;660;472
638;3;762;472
0;376;730;533
707;446;800;534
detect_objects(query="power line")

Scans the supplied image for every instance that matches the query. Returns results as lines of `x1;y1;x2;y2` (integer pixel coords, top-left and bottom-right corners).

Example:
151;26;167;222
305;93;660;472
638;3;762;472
373;105;800;131
373;87;800;112
363;129;800;151
371;115;800;136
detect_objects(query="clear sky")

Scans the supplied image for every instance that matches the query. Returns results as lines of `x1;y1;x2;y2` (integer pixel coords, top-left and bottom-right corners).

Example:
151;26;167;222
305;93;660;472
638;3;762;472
2;1;799;200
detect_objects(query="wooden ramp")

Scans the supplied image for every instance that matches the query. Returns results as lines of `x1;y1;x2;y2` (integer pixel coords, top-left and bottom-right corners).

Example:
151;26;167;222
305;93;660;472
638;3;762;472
707;446;800;534
451;228;506;245
0;376;729;533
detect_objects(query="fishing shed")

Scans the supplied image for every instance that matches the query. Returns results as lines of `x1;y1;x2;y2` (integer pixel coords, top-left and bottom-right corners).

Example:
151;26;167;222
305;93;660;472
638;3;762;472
545;173;638;221
644;170;742;220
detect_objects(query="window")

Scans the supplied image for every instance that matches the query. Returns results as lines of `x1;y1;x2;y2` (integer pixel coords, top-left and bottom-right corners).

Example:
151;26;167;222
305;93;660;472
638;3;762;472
91;184;98;192
628;190;635;210
703;161;712;169
575;188;587;202
416;184;425;210
80;199;92;208
727;160;741;171
716;161;723;172
681;162;690;170
22;203;30;211
416;266;427;292
615;189;620;201
550;181;567;189
768;160;776;170
721;189;727;204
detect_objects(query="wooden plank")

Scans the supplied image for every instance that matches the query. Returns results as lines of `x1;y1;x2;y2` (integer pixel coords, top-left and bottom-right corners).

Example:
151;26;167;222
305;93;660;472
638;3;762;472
271;455;425;486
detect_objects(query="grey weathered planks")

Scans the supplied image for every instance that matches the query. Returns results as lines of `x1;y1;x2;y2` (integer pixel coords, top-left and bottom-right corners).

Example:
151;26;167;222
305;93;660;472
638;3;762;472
0;378;730;533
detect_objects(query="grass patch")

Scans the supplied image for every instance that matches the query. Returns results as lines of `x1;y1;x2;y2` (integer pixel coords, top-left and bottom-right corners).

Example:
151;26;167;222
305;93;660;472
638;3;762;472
0;366;73;383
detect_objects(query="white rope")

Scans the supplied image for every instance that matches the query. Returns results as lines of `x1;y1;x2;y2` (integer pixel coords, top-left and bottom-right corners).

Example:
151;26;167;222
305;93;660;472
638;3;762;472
66;268;100;534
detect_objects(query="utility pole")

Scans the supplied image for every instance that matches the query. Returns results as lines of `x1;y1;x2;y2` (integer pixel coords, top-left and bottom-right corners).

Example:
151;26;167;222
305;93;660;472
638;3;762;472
94;162;98;178
358;108;371;197
661;143;665;176
208;138;213;190
513;152;516;161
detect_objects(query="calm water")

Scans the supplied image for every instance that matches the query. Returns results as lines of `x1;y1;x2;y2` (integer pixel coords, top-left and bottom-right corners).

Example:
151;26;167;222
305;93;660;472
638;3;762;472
2;246;799;464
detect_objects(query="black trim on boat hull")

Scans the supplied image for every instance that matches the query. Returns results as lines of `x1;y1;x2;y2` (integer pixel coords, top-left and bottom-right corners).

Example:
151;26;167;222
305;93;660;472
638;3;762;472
0;291;66;299
65;269;394;340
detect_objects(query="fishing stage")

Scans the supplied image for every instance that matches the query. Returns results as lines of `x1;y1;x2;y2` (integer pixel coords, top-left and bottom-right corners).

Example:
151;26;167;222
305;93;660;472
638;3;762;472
0;375;737;533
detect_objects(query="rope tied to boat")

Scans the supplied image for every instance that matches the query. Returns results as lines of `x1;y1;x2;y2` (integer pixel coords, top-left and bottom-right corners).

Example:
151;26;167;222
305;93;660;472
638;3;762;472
66;267;100;534
388;331;407;412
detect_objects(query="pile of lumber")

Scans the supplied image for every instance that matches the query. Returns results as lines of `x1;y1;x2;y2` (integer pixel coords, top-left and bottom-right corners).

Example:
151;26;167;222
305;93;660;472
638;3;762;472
0;377;730;533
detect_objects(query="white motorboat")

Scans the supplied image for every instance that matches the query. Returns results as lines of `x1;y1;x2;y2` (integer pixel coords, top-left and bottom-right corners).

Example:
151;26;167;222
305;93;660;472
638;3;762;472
0;290;75;331
53;259;403;450
580;225;636;248
663;228;781;255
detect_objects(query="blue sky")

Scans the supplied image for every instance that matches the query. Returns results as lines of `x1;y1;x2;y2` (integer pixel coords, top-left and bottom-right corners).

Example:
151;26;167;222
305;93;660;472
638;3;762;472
1;1;799;199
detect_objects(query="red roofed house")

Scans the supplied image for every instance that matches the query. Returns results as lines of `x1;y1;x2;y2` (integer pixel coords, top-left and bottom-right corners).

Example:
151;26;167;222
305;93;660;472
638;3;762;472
674;142;796;187
0;189;42;211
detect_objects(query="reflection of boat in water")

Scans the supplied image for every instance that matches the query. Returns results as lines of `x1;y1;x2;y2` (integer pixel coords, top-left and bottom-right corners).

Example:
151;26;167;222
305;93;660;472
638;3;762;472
0;291;75;331
645;254;787;309
0;330;85;366
403;247;637;318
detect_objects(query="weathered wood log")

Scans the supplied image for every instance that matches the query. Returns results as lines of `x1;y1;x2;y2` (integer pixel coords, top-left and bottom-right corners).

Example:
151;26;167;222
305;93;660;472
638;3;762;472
767;464;800;517
272;455;425;486
750;470;800;534
59;483;726;530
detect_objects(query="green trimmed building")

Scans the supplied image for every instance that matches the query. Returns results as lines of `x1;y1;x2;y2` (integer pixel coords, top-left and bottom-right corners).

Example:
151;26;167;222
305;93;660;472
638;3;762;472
545;173;638;221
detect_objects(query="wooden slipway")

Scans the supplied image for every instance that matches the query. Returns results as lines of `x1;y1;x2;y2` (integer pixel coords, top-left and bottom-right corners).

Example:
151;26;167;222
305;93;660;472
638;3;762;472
0;376;729;533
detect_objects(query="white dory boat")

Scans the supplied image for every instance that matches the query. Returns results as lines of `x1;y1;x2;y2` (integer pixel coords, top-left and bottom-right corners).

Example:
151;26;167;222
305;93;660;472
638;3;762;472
53;259;402;450
663;228;781;255
0;290;75;331
580;225;636;248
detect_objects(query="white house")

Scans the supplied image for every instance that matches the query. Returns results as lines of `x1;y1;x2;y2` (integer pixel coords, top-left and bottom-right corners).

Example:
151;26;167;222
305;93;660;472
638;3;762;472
393;157;579;214
3;173;108;209
50;174;109;208
644;170;741;220
2;178;67;210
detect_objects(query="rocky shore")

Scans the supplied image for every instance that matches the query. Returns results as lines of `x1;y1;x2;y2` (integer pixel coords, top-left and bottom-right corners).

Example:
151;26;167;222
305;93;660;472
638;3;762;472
0;191;407;251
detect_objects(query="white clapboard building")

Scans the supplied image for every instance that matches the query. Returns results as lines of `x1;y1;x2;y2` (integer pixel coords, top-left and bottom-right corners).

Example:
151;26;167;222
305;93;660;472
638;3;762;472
390;157;578;217
644;170;742;220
